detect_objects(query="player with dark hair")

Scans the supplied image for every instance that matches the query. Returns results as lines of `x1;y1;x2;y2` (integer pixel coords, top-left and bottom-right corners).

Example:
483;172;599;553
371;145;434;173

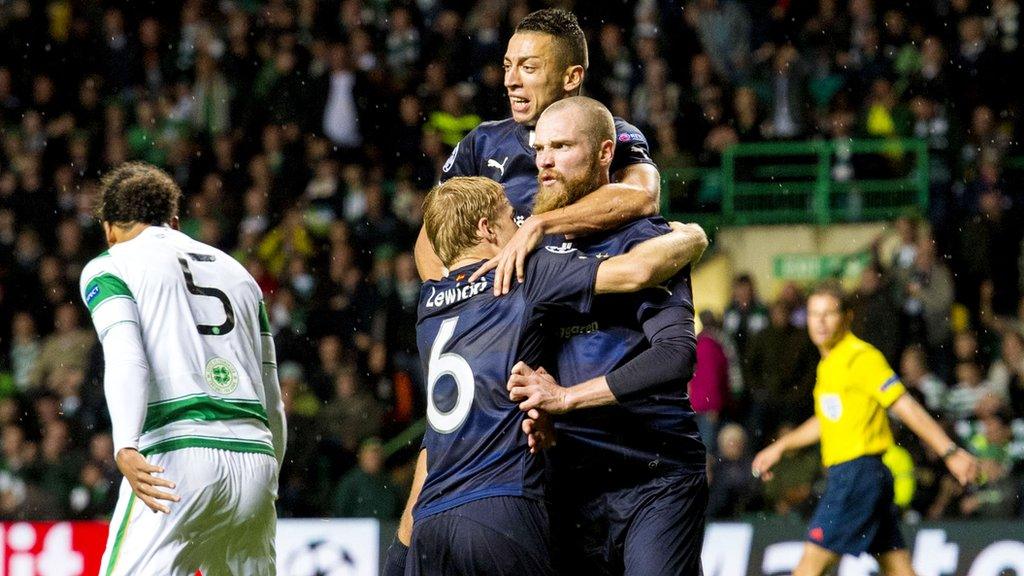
414;8;661;293
382;175;706;575
752;283;978;576
503;96;707;576
81;162;285;575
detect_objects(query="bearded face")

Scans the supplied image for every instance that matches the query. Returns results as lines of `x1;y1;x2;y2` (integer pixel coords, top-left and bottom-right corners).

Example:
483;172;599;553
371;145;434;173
532;149;603;214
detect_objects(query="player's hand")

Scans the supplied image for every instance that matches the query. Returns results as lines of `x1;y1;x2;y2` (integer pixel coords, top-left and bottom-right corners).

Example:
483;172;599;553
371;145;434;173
751;443;784;482
469;216;545;295
508;361;570;414
522;408;556;453
667;221;709;264
944;448;980;486
116;448;180;514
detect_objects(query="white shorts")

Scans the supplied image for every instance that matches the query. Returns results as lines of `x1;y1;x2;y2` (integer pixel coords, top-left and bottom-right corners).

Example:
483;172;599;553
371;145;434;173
99;447;278;576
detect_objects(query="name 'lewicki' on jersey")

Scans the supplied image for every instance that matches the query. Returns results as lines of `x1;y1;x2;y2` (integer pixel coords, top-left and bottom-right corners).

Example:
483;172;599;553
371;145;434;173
413;252;600;521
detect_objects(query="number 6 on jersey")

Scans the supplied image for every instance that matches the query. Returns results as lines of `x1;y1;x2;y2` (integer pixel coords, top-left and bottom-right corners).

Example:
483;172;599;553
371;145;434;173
427;317;475;433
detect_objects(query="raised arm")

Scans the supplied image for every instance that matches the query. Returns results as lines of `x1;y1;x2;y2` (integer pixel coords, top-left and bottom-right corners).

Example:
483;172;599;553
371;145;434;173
415;226;446;282
594;222;707;294
477;163;662;293
537;163;660;237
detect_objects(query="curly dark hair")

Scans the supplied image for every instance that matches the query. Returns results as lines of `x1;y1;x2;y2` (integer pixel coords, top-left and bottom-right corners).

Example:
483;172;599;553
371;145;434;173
515;8;588;71
97;162;181;226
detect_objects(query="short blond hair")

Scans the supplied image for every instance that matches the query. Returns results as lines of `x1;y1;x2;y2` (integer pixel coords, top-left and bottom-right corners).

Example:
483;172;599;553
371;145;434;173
423;177;506;267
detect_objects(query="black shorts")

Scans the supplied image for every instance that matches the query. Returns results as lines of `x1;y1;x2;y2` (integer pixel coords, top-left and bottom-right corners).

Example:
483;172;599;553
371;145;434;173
551;471;708;576
807;455;906;556
407;496;555;576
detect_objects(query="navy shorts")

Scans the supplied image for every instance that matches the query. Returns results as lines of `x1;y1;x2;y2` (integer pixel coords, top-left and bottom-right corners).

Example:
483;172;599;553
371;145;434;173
807;455;907;556
407;496;555;576
551;471;708;576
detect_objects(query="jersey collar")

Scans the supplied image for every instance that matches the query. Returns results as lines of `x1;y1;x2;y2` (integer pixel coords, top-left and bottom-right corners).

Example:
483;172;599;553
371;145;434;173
513;122;536;155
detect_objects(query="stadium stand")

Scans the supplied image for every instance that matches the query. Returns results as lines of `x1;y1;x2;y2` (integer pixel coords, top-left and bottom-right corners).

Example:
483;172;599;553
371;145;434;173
0;0;1021;526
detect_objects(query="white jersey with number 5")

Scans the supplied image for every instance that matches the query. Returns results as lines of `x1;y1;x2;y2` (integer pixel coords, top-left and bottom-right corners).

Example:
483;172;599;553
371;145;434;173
79;226;275;458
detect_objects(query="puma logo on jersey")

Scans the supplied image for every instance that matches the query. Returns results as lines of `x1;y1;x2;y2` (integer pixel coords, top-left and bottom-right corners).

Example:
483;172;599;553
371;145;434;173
488;156;509;177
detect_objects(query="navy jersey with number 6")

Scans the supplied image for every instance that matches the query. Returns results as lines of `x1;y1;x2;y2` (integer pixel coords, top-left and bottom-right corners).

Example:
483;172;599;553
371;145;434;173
413;252;601;521
440;117;654;224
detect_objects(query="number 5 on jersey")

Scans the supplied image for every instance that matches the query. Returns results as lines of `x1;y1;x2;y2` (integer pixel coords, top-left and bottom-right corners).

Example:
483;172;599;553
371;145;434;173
427;317;475;433
178;254;235;336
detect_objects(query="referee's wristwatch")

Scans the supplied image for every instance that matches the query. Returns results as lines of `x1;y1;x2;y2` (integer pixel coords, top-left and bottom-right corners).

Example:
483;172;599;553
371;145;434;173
941;444;959;460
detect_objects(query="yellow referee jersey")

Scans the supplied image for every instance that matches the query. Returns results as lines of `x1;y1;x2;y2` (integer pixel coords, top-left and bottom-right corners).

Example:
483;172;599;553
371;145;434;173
815;332;907;467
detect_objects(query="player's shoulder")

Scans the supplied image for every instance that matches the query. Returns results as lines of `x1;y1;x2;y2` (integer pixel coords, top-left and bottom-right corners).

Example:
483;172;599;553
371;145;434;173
417;267;495;319
616;216;671;242
612;117;648;142
80;248;136;310
80;249;120;289
459;118;517;146
474;117;518;135
842;334;888;369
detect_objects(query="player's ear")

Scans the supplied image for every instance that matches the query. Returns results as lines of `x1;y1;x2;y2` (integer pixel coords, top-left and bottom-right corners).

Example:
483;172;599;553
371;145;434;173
169;216;180;231
563;65;584;94
102;222;116;247
477;216;495;242
598;140;614;167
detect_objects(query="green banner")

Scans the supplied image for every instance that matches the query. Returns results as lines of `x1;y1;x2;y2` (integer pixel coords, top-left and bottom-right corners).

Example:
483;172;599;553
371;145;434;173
773;252;871;281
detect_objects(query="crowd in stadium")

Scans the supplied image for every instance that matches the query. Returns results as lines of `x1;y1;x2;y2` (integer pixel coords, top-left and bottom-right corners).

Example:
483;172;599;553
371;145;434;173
0;0;1022;524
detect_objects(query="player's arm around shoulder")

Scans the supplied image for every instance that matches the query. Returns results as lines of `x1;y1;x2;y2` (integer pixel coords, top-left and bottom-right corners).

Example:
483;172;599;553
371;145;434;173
532;162;661;241
594;222;708;294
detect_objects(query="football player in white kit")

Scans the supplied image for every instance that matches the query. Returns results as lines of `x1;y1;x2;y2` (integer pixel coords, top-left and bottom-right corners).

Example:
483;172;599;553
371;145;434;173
79;162;286;575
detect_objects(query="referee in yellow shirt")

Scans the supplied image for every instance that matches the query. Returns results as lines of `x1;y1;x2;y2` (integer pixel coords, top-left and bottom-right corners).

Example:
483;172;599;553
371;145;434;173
752;283;978;576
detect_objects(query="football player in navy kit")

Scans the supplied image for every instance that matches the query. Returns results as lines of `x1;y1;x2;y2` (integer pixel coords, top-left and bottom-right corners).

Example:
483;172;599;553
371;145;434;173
381;176;707;576
414;8;661;293
505;97;708;576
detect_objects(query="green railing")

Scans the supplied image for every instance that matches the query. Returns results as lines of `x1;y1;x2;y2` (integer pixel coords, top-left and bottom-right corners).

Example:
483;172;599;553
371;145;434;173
661;138;930;226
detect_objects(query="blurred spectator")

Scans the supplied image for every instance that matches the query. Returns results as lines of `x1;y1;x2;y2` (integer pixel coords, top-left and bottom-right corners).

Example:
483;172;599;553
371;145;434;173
744;301;817;445
958;410;1022;517
945;361;998;420
319;368;384;454
9;312;40;391
27;304;94;390
687;0;752;82
988;327;1024;416
850;264;903;366
900;344;948;413
689;311;731;451
329;438;401;519
762;423;820;516
723;273;769;361
321;43;364;151
707;424;759;517
897;236;954;369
